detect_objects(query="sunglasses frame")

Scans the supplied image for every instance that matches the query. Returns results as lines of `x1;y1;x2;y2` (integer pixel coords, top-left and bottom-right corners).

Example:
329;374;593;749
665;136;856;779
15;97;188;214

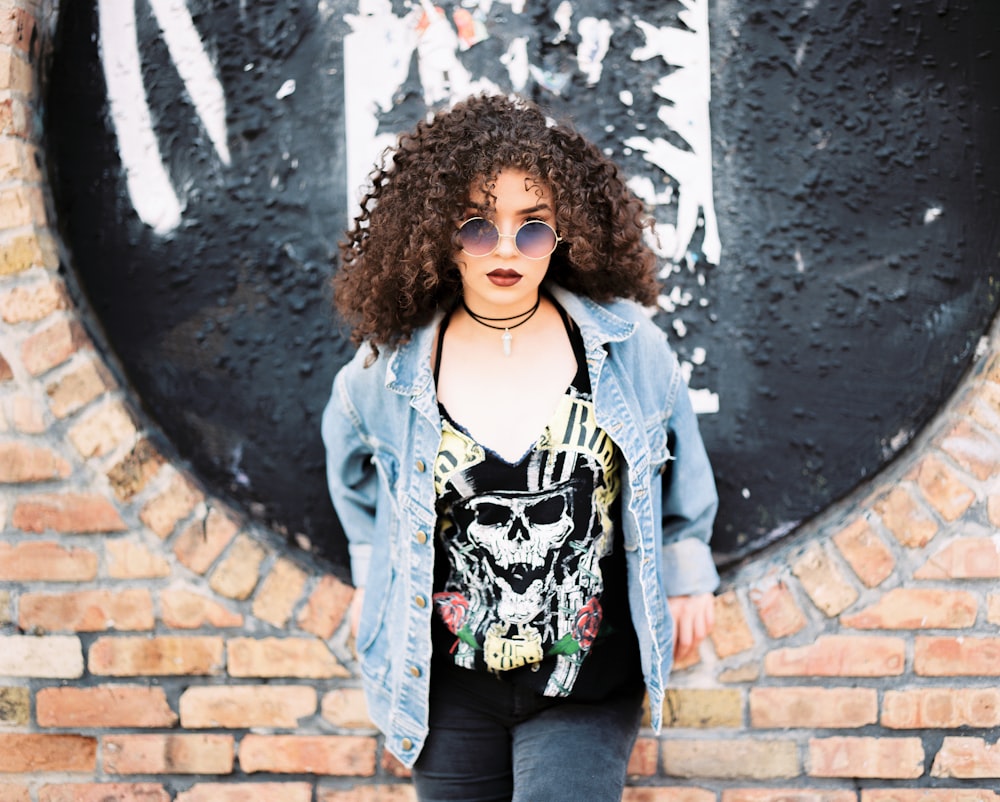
457;217;562;260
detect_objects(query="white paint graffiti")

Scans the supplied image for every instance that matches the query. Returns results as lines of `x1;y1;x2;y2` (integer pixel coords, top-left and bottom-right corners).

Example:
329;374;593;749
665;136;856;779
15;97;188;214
626;5;721;265
98;0;230;235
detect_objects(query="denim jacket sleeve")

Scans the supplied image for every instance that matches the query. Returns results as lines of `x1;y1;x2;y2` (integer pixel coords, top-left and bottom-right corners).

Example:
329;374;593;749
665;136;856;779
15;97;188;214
321;361;377;587
659;353;720;598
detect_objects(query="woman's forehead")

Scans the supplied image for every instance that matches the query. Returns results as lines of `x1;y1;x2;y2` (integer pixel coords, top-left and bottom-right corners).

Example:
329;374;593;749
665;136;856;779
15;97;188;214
467;169;553;206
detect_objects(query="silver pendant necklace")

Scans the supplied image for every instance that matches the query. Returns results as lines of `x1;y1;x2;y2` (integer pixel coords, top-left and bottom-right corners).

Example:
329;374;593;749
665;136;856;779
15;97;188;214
462;294;542;357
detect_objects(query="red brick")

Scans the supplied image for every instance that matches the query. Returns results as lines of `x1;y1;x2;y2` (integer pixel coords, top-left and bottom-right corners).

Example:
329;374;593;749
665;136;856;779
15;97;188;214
622;790;716;802
252;557;309;627
938;419;999;481
750;687;877;729
0;541;97;581
0;227;56;275
173;507;238;573
832;519;895;588
103;734;234;775
749;578;806;639
21;318;90;375
663;689;743;728
68;400;137;458
238;735;377;775
106;539;171;579
873;486;939;548
0;136;27;184
883;687;1000;729
0;8;35;54
0;635;82;678
0;733;96;773
37;685;178;728
662;739;799;779
179;685;316;728
161;588;244;629
0;277;68;323
915;636;1000;676
107;439;164;500
20;589;154;632
0;441;70;483
971;382;1000;434
0;687;29;726
913;455;976;522
723;792;857;802
990;593;1000;625
627;737;659;776
45;357;116;418
321;688;374;730
710;591;755;658
841;588;977;630
38;784;170;802
765;636;905;677
209;534;266;600
12;492;126;533
0;91;26;134
227;636;350;678
175;783;312;802
0;184;44;228
808;736;924;779
862;791;1000;802
914;536;1000;579
89;636;224;676
0;783;29;802
297;574;352;639
791;543;859;617
140;472;203;538
931;735;1000;779
317;787;418;802
9;393;45;432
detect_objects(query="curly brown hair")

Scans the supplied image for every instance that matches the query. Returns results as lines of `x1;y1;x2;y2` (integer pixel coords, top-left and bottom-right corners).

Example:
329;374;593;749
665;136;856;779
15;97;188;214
333;93;660;351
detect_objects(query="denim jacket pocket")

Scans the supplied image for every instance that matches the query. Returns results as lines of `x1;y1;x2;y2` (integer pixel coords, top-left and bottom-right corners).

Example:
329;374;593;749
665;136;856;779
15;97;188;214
357;560;395;683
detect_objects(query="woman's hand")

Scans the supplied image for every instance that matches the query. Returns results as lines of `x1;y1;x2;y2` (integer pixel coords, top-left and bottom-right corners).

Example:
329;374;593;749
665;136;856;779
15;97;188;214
667;592;715;662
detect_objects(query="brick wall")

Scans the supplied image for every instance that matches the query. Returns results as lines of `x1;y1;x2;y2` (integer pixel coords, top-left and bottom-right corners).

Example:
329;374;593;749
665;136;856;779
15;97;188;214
2;0;999;799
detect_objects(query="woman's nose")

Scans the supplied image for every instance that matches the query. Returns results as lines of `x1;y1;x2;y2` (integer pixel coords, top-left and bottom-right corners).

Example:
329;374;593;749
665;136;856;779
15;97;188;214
494;230;519;257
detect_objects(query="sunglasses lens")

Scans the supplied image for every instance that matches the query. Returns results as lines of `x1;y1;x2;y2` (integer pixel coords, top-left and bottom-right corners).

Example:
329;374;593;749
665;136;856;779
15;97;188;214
515;221;558;259
458;218;498;256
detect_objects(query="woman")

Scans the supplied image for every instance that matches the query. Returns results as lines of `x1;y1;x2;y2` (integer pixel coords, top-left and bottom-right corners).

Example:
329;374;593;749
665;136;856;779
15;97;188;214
322;93;719;802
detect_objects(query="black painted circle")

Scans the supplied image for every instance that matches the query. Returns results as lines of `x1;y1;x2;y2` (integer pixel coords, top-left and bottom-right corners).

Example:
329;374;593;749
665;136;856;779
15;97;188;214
46;0;1000;571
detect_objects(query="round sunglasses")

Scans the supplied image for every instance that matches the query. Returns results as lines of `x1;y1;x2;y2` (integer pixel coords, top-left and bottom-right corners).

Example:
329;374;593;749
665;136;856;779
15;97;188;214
457;217;562;260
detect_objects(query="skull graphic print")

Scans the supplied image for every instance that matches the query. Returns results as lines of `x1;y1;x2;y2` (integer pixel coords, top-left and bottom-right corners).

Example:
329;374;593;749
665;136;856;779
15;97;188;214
433;388;621;696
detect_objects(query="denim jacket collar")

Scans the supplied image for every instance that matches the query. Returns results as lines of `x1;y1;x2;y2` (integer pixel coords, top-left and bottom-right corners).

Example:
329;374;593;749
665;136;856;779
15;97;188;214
383;284;637;397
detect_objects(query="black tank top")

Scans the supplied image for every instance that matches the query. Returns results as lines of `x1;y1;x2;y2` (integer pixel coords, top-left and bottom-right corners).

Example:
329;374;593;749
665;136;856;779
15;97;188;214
430;298;642;699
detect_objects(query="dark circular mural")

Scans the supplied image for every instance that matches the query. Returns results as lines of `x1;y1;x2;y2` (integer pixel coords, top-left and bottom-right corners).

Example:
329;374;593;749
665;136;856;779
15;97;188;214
46;0;999;573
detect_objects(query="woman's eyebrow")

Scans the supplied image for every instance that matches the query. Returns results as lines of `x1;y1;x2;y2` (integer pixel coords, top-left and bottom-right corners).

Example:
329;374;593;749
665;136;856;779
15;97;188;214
516;203;552;215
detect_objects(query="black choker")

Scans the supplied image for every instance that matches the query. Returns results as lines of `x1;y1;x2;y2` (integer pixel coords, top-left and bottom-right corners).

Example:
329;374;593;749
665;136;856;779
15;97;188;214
461;295;541;357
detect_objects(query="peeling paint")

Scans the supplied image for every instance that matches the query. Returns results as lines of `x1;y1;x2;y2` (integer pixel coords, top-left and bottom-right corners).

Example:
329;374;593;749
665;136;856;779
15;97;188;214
576;17;612;86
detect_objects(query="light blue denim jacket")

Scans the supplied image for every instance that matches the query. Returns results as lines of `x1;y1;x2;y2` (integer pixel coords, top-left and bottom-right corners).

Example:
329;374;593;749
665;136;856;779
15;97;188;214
322;285;720;767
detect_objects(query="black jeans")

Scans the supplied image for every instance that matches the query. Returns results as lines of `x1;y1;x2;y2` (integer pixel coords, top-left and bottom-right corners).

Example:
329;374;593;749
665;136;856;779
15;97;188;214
411;661;645;802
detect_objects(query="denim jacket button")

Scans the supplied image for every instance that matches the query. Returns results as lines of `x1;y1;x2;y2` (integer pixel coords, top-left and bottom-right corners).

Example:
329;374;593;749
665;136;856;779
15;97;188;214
401;737;414;751
409;665;422;678
415;594;428;608
414;530;428;544
416;459;426;473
